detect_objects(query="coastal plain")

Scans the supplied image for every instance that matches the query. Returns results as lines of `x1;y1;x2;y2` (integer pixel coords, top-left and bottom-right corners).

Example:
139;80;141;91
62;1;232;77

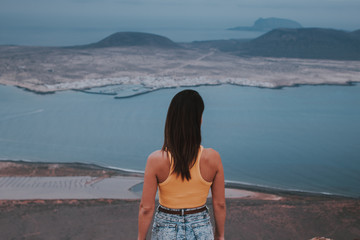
1;44;360;93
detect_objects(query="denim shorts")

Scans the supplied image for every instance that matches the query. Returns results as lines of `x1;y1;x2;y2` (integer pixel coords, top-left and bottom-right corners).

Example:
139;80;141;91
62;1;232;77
151;205;214;240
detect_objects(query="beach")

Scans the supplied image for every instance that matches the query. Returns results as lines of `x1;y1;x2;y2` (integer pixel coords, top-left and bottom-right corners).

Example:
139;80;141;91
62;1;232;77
0;160;279;201
1;161;359;239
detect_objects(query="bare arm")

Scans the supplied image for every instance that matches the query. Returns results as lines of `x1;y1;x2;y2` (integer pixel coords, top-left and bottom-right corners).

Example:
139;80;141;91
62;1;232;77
211;151;226;240
138;154;158;240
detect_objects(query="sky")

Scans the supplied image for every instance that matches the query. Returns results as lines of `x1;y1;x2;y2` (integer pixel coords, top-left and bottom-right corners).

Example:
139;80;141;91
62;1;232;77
1;0;360;46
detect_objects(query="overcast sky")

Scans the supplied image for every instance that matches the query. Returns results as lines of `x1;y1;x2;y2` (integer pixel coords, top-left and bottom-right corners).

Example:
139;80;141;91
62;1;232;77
1;0;360;45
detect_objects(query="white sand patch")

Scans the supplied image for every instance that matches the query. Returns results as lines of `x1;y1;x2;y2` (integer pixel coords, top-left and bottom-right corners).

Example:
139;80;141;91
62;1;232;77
0;176;143;200
0;176;282;200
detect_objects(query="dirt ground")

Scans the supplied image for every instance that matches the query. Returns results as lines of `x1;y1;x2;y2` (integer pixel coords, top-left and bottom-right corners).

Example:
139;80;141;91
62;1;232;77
1;161;359;240
0;197;359;240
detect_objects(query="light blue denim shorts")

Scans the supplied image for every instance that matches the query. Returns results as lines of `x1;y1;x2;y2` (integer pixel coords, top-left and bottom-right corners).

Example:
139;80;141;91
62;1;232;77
151;205;214;240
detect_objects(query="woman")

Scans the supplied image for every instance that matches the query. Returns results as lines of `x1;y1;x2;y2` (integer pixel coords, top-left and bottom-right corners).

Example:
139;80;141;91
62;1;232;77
138;89;226;240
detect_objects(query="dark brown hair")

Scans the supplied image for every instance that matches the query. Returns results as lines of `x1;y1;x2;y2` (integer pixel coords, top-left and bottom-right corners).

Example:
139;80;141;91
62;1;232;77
162;89;204;181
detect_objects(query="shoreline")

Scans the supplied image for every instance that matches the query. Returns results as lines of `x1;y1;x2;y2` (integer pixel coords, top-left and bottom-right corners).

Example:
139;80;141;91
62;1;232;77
0;160;275;200
1;160;357;200
1;80;359;98
2;44;360;95
1;160;359;239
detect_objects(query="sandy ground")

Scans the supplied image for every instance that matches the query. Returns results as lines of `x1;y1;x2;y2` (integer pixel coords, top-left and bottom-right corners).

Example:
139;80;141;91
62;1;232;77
0;176;143;200
0;176;279;200
0;161;359;239
1;45;359;93
0;161;278;200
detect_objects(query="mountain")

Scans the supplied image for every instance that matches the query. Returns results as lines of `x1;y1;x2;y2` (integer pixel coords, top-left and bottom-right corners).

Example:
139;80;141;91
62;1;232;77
239;28;360;60
77;32;180;49
183;39;249;52
187;28;360;60
229;17;303;32
350;29;360;39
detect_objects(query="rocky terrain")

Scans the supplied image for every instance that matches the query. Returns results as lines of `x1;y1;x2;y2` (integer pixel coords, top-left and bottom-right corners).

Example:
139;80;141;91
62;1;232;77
1;31;360;94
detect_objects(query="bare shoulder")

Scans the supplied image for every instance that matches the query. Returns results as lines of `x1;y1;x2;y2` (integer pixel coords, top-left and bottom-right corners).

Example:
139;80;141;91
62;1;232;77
203;147;221;158
148;150;164;160
146;150;170;182
202;147;222;167
147;150;167;164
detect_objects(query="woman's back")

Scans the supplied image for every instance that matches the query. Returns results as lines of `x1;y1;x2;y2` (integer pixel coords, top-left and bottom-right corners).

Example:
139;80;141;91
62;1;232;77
137;90;225;240
156;146;219;209
150;147;221;184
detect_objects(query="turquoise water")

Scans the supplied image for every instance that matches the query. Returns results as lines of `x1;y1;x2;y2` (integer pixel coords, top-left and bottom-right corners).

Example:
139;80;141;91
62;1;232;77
0;84;360;197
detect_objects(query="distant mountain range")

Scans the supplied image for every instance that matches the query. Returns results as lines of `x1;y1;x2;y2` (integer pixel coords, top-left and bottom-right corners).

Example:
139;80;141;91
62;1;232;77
350;29;360;39
76;32;180;49
241;28;360;59
68;28;360;60
187;28;360;60
228;17;303;32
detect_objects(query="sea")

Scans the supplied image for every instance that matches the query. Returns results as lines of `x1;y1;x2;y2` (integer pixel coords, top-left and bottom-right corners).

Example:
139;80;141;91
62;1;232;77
0;83;359;198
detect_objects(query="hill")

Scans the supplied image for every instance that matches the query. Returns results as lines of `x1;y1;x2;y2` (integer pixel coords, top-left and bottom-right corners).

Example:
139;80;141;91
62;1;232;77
188;28;360;60
183;39;249;52
350;29;360;39
229;17;303;32
240;28;360;60
77;32;180;49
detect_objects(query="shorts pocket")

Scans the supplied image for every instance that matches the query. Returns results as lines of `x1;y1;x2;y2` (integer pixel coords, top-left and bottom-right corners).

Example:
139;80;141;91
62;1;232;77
191;220;214;240
151;222;177;240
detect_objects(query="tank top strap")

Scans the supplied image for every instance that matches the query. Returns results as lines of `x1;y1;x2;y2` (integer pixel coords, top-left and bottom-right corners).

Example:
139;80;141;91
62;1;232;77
194;145;204;169
165;151;174;179
166;150;172;164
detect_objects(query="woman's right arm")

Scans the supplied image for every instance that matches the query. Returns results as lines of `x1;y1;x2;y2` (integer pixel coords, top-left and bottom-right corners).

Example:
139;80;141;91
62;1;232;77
210;150;226;240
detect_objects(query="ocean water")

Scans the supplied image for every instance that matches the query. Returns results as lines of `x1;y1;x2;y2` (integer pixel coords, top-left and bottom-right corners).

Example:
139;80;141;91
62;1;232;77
0;84;360;197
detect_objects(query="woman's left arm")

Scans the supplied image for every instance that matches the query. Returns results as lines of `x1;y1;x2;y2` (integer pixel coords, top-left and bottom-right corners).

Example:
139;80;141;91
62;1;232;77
138;153;159;240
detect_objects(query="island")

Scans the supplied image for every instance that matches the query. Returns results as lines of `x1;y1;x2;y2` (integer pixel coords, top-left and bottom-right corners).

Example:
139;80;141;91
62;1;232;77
228;17;303;32
0;31;360;94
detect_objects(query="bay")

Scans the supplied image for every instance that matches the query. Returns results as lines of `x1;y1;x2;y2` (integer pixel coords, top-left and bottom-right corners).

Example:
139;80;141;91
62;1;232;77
0;84;359;197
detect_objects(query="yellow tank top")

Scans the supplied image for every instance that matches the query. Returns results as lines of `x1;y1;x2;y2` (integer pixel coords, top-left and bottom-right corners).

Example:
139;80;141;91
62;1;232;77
158;146;212;209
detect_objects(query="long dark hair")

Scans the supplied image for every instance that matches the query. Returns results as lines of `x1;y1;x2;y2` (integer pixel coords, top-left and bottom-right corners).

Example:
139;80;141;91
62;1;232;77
162;89;204;181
